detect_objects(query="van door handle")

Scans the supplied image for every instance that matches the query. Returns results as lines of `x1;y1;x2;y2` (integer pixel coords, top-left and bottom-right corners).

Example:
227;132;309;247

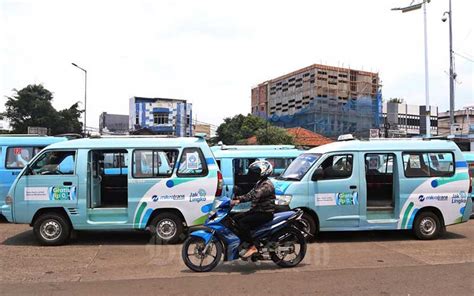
350;185;357;189
63;181;73;186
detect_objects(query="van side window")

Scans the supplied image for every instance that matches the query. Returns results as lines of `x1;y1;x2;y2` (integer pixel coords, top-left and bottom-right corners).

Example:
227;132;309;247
133;150;178;178
29;151;76;175
316;154;353;180
177;148;208;177
265;158;294;177
403;152;454;178
6;146;43;169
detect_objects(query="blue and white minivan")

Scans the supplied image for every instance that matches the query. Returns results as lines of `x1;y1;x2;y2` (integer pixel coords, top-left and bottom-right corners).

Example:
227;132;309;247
1;136;222;245
274;139;472;239
211;145;303;212
211;145;303;197
0;136;67;205
462;152;474;217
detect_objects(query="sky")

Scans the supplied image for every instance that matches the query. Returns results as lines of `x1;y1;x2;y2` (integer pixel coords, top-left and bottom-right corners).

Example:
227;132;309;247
1;0;472;129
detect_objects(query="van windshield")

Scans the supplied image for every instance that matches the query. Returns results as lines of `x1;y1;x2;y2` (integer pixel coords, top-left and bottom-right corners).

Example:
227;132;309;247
278;153;321;181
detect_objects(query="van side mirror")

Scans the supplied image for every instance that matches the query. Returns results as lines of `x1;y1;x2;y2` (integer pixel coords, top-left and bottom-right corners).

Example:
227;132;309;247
311;167;324;181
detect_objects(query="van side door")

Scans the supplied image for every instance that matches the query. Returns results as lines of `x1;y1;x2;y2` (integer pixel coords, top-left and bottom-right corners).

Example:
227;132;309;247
309;152;360;228
13;150;79;223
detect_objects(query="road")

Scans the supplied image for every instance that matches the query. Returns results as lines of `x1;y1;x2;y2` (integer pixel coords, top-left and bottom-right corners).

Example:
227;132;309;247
0;220;473;295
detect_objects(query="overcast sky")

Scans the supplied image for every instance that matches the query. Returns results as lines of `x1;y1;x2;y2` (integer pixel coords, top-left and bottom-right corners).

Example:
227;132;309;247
1;0;472;128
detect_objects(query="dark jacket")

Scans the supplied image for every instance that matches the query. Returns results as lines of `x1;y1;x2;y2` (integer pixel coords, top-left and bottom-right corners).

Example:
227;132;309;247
236;177;275;213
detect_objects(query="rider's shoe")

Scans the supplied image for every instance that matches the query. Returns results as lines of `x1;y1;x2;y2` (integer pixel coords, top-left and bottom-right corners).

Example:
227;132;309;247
242;246;258;258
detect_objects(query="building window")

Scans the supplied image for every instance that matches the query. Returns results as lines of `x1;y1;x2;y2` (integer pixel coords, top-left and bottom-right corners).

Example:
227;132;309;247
153;113;169;125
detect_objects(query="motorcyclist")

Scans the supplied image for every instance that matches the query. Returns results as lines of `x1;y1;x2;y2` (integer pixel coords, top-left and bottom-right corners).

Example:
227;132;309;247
231;160;275;258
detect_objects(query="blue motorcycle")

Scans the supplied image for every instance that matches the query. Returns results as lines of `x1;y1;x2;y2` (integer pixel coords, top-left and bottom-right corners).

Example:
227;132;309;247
182;197;307;272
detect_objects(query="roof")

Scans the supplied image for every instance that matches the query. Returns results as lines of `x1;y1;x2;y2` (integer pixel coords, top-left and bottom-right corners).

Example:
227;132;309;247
286;127;333;147
246;127;333;147
212;145;303;159
0;136;67;146
45;137;204;150
307;139;460;154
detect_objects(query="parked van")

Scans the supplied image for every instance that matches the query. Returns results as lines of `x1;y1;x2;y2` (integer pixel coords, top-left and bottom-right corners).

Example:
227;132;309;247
211;145;303;197
273;139;472;239
1;136;221;245
463;152;474;217
0;136;67;204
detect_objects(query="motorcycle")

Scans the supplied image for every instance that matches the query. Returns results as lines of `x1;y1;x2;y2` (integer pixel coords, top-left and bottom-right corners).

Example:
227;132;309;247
182;197;308;272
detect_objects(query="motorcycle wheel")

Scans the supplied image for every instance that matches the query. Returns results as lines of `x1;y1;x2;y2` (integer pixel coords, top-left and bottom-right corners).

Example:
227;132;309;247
270;227;307;268
182;236;222;272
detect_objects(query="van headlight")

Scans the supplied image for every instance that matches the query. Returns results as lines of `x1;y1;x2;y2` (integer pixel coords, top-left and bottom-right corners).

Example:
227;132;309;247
275;195;292;206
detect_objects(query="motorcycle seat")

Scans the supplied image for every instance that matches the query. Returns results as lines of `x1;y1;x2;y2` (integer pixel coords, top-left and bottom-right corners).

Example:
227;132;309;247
252;211;295;236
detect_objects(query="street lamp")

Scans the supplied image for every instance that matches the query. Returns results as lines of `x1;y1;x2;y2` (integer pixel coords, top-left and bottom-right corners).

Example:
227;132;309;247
392;0;431;137
71;63;87;135
442;0;455;131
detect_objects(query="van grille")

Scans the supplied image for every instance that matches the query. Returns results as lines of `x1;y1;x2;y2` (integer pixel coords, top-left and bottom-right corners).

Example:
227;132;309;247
67;208;79;215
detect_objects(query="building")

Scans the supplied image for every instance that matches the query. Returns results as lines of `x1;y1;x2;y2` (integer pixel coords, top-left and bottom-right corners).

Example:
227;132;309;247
438;108;474;151
438;108;474;136
193;123;211;139
247;127;333;148
129;97;193;137
251;64;382;139
99;112;129;134
381;102;438;137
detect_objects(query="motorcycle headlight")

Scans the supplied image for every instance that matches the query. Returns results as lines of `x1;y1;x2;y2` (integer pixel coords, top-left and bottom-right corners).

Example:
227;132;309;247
275;194;292;206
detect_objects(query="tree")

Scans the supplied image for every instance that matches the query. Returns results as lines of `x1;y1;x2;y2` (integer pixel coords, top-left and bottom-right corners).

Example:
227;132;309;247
215;114;267;144
255;126;294;145
388;98;404;104
3;84;83;135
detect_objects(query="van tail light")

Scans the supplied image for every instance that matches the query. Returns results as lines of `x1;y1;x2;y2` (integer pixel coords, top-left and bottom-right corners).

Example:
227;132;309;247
468;165;473;194
215;171;223;197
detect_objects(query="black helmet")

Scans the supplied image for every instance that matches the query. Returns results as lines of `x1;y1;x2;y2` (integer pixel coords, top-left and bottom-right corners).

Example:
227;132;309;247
248;160;273;178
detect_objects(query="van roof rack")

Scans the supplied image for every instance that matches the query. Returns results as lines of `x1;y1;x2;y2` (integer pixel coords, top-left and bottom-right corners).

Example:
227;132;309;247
0;134;48;137
216;144;296;150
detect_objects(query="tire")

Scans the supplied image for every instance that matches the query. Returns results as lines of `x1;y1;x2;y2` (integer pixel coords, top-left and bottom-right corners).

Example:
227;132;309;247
270;227;307;268
182;236;222;272
33;213;71;246
149;212;184;244
413;211;442;240
300;212;317;237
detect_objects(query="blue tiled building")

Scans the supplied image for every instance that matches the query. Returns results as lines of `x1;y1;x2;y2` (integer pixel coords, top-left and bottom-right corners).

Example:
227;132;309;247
129;97;193;136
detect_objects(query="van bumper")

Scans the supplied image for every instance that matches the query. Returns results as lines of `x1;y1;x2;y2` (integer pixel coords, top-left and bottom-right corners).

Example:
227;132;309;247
0;204;13;223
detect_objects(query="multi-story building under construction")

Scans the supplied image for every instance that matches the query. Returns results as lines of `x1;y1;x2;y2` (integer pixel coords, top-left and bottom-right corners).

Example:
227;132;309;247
251;64;382;138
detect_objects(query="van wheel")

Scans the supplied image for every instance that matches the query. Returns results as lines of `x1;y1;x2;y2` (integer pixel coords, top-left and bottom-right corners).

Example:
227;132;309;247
300;212;317;237
149;212;184;244
413;212;441;240
33;213;71;246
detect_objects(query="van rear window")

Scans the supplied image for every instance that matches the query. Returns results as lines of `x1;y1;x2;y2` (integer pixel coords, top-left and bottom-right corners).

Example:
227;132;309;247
6;147;44;169
403;152;454;178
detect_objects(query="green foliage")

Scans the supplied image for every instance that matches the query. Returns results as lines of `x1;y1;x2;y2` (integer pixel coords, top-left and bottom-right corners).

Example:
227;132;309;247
256;126;294;145
3;84;83;135
215;114;267;145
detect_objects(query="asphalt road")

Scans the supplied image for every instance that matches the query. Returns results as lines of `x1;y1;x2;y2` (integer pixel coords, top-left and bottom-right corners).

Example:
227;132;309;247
0;220;473;295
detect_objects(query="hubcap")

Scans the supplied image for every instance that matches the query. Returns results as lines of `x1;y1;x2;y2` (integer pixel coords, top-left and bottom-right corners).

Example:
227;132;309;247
156;219;177;240
40;220;62;241
419;217;436;236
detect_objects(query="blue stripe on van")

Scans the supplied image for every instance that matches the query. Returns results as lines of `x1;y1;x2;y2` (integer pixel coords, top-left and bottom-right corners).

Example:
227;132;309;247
141;208;153;228
206;158;215;165
455;161;467;168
